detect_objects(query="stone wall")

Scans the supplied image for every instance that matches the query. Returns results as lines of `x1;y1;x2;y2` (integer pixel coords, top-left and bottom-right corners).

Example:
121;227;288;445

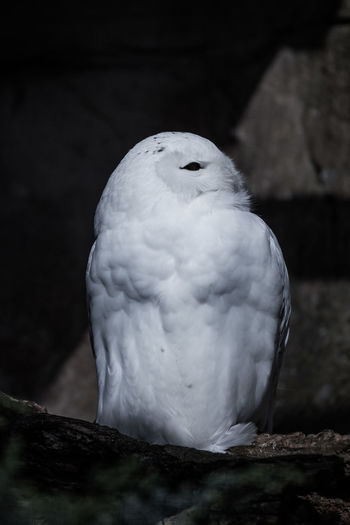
1;2;349;433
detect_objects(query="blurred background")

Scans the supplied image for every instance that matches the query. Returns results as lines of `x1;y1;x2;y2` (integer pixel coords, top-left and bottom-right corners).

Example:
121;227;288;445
1;1;349;434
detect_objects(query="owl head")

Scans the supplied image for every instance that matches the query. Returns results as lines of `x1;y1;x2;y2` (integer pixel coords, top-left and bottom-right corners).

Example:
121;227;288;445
130;132;245;197
95;132;250;234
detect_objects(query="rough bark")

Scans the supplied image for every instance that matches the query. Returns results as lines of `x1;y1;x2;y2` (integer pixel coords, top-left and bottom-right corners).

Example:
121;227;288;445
0;392;349;524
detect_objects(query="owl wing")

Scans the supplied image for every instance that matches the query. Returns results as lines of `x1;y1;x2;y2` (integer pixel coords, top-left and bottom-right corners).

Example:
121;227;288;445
86;241;97;358
253;226;291;432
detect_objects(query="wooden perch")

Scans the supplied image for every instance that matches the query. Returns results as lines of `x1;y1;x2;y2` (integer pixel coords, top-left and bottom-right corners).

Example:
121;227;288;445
0;391;349;524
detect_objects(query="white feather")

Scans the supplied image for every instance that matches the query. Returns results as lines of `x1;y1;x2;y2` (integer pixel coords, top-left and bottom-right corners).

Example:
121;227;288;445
86;132;290;453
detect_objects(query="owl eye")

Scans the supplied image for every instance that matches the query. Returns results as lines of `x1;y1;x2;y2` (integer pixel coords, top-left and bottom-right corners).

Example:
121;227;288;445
180;162;202;171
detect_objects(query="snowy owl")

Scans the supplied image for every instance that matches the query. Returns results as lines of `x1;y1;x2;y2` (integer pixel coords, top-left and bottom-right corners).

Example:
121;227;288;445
86;132;290;453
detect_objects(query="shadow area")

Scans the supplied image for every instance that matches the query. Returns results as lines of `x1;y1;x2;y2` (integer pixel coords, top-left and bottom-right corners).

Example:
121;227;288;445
256;196;350;279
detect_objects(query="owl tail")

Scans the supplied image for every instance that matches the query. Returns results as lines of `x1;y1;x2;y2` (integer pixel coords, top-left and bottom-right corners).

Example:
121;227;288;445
206;422;257;453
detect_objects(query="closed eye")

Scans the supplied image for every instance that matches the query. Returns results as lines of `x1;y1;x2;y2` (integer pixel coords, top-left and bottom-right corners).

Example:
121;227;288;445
180;162;202;171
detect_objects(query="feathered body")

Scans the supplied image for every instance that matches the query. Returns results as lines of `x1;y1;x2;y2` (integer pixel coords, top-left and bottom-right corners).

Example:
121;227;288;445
86;132;290;453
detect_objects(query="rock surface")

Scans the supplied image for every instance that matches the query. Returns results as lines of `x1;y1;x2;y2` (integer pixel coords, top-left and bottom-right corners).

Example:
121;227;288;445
0;392;349;524
229;26;350;199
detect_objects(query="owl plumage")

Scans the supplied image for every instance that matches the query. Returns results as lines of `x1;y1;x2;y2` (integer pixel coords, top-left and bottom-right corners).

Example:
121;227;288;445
86;132;290;453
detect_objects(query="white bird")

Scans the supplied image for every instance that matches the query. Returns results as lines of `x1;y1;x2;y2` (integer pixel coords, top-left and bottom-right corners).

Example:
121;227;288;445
86;132;290;453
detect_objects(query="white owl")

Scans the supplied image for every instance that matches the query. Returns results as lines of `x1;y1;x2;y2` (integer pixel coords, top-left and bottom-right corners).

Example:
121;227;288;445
86;132;290;453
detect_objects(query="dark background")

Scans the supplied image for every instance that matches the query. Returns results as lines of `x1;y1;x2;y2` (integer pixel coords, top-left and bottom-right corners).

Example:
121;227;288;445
1;1;349;433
